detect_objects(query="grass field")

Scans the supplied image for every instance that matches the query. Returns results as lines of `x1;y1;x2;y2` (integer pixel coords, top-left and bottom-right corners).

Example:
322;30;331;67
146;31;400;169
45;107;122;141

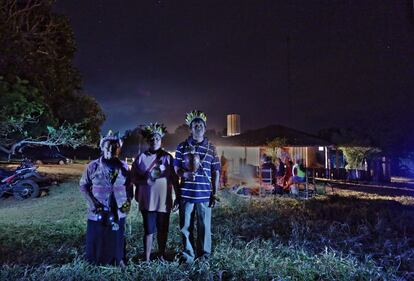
0;165;413;280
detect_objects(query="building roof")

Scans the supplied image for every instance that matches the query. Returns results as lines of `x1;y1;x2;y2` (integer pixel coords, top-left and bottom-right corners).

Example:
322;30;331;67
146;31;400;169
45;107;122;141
215;124;331;147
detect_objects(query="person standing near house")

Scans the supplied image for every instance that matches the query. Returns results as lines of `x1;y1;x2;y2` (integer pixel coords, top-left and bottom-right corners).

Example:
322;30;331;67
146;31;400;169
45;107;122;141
275;157;286;188
79;131;132;266
220;151;228;187
282;157;293;192
174;110;221;263
131;123;179;261
276;157;285;177
261;155;277;185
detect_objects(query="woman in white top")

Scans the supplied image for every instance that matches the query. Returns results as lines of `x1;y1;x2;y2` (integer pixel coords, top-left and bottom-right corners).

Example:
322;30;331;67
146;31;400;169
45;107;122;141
131;123;178;261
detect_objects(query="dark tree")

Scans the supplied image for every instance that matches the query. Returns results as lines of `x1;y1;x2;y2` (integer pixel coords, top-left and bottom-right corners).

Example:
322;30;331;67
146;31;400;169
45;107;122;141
174;124;190;138
0;77;90;156
0;0;105;142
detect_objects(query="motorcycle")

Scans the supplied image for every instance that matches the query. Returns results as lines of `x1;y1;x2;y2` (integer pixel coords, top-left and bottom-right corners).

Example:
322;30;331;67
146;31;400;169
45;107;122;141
0;159;44;200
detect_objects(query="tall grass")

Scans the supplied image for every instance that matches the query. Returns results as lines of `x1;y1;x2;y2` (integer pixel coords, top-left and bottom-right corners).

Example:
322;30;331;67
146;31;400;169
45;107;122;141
0;178;413;280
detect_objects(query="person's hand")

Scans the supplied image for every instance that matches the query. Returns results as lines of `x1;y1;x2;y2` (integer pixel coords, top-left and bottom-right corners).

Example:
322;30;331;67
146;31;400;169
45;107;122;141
208;194;220;208
172;198;180;212
120;200;131;213
93;201;104;213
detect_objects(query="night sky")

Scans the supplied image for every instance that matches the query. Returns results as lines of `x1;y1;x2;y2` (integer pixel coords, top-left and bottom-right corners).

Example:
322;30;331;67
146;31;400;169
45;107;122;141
54;1;414;135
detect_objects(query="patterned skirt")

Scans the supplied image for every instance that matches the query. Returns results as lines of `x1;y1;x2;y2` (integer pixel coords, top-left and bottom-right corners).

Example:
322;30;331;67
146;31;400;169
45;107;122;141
85;218;126;265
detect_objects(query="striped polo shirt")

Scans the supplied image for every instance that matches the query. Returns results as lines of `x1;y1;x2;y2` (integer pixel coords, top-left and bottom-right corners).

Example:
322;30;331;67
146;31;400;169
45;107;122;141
174;137;221;203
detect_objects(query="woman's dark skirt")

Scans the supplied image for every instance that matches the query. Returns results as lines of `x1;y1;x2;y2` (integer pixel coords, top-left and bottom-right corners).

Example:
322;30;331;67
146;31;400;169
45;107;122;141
85;218;126;265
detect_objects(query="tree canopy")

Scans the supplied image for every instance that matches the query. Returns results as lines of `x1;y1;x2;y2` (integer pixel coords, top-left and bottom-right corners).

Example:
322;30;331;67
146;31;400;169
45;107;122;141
0;77;89;156
0;0;105;155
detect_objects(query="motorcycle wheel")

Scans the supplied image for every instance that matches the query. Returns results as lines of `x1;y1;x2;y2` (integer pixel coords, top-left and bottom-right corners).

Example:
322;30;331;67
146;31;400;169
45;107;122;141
13;180;40;200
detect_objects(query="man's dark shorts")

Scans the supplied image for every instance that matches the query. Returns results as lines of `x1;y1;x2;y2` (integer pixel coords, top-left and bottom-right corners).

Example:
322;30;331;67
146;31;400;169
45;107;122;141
140;211;170;235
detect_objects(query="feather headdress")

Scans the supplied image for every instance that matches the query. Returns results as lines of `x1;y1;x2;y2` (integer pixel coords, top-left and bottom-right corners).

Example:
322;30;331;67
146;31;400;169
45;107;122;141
185;110;207;127
99;130;123;149
141;122;167;139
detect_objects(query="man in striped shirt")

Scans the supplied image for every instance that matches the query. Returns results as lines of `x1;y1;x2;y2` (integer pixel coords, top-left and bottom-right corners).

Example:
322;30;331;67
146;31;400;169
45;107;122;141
174;110;220;263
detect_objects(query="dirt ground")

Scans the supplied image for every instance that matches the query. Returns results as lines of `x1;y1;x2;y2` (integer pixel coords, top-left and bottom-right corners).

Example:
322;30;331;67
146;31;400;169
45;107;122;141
0;163;85;185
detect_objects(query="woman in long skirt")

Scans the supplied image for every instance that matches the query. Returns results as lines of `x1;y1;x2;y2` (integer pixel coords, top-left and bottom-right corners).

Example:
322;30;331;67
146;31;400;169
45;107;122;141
80;131;133;266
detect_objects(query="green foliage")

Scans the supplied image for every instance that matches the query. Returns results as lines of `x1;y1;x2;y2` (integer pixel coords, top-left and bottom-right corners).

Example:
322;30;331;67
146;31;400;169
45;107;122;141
267;137;288;149
266;137;288;160
0;78;92;154
54;94;105;144
0;0;105;144
46;121;92;148
0;77;47;121
339;146;380;170
46;126;56;134
0;77;55;145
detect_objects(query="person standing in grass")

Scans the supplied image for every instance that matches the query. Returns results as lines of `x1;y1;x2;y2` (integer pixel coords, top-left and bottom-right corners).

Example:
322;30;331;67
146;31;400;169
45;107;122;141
174;110;221;263
79;130;132;266
131;123;179;261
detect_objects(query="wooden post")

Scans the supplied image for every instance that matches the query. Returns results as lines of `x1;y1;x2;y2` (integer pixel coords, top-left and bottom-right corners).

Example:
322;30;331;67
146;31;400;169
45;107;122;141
335;148;340;179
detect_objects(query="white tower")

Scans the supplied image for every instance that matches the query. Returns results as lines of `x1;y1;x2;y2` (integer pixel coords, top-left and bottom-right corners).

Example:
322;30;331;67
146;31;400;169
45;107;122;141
227;114;241;136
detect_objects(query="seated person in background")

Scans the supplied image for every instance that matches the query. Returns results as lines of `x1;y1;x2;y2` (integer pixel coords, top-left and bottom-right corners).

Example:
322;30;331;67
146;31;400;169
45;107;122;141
287;159;306;190
292;159;306;183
